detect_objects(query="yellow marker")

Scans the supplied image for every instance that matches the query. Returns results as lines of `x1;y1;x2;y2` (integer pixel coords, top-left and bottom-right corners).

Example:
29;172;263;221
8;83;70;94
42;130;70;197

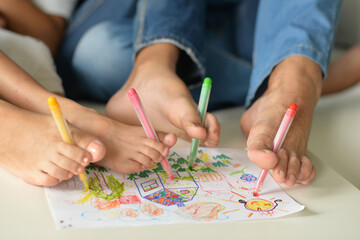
47;96;89;191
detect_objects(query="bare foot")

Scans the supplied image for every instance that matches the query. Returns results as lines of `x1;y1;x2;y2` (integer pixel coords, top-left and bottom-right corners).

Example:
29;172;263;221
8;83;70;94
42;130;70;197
58;99;177;174
323;44;360;95
0;100;106;186
240;56;320;186
105;43;220;147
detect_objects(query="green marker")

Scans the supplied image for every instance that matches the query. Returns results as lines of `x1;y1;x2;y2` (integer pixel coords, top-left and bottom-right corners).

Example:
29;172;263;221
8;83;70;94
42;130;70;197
188;77;212;170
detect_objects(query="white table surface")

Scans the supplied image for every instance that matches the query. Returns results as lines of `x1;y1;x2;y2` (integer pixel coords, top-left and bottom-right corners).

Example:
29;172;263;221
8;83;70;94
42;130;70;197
1;107;359;240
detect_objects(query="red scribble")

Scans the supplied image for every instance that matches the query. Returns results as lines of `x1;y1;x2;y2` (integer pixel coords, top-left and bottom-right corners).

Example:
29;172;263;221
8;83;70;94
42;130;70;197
94;198;121;210
119;194;141;204
120;208;138;218
231;191;246;199
141;203;164;217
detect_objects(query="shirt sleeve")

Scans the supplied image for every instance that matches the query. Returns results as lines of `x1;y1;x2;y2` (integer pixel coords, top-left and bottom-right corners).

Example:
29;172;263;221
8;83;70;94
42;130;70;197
32;0;78;19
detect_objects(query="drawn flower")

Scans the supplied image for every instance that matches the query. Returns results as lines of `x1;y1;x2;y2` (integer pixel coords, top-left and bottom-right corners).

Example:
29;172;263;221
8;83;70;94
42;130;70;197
240;174;257;182
199;153;212;161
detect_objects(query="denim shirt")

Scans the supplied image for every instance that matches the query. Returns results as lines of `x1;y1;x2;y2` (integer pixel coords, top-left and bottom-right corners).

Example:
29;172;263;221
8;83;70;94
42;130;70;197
134;0;342;107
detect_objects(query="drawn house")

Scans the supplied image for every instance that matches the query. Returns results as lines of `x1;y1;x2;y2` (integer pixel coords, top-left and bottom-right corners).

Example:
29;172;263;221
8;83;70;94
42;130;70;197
134;171;199;207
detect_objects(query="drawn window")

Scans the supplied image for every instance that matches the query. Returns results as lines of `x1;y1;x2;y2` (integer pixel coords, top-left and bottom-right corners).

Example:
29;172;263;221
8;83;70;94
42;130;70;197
141;179;159;192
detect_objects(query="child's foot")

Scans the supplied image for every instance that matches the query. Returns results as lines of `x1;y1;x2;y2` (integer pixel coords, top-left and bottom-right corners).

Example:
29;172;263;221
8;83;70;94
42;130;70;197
94;120;177;173
105;44;220;147
0;101;106;186
322;44;360;95
240;56;319;186
58;100;177;174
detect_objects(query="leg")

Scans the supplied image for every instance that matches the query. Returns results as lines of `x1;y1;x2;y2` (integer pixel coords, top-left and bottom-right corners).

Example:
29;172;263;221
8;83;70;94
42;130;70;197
56;0;136;100
71;20;134;101
322;44;360;95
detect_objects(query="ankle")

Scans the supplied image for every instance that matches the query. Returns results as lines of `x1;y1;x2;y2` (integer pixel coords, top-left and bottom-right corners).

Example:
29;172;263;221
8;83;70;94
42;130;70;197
135;43;180;71
268;56;322;100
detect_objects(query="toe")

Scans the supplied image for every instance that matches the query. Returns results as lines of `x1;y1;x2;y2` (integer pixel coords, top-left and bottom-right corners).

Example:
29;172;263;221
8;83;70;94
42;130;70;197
297;156;313;183
272;149;288;183
157;132;177;148
72;130;106;162
284;152;301;186
247;124;278;170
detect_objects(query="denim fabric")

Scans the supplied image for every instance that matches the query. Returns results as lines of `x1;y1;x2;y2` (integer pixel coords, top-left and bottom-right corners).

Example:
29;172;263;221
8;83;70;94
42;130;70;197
56;0;341;109
246;0;342;107
56;0;136;101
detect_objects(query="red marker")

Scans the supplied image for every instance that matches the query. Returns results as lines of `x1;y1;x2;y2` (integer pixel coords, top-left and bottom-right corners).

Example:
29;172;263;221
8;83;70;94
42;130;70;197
252;103;297;197
128;88;174;180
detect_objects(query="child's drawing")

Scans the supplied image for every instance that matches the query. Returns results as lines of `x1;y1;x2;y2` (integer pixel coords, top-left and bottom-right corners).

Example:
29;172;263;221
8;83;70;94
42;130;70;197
45;148;304;229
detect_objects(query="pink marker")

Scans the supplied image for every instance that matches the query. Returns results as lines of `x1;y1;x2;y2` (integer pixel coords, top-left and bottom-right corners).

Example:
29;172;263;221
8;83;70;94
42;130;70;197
128;88;174;180
252;103;297;197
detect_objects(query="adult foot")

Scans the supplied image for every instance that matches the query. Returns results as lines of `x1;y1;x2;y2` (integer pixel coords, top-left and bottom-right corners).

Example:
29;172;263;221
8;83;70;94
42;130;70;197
240;56;320;186
105;43;220;147
0;101;106;186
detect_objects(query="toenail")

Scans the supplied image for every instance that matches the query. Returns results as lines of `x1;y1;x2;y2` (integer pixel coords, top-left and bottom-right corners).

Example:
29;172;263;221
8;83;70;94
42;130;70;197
164;134;172;143
279;170;286;179
263;149;272;154
163;147;169;155
87;140;103;162
289;175;296;183
77;167;83;174
298;173;303;181
82;157;90;165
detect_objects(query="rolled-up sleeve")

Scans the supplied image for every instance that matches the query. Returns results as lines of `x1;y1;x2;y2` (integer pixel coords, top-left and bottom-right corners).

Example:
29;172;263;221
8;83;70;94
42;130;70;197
246;0;342;107
134;0;207;79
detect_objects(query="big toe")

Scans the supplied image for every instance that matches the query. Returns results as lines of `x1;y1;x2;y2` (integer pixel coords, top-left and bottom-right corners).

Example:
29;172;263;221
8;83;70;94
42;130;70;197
72;129;106;163
158;132;177;148
247;126;278;169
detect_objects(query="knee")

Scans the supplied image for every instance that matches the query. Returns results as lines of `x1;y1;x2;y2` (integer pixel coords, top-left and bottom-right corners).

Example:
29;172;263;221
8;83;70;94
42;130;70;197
72;21;133;92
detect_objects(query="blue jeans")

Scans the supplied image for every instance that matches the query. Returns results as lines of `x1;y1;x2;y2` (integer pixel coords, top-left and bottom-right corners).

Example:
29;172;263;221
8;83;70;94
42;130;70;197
56;0;341;109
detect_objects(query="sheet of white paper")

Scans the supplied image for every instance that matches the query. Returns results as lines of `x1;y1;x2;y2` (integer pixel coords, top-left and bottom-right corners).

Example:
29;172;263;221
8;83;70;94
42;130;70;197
45;148;304;229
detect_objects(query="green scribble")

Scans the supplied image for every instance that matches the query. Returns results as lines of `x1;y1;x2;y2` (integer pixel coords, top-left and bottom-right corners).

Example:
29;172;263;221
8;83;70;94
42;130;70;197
169;152;180;157
179;176;193;181
213;154;232;160
195;157;203;163
86;164;109;172
138;170;152;178
212;161;228;167
201;167;216;173
89;174;125;201
153;163;163;173
171;163;182;169
222;160;232;165
230;167;247;176
176;157;187;164
127;173;138;180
